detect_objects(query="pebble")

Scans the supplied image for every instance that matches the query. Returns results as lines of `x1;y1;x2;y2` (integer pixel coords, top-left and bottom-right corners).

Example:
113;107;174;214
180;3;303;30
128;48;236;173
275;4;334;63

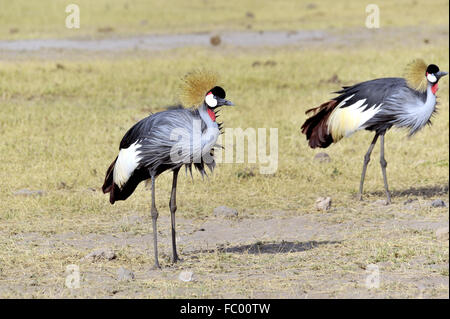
314;152;331;163
213;206;238;218
373;199;389;206
82;249;116;262
431;199;446;208
210;35;221;46
315;197;332;211
117;267;135;281
178;270;194;282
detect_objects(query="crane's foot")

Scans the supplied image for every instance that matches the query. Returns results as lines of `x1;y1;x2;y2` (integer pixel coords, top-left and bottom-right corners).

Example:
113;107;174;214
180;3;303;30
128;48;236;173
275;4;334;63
151;261;161;270
170;246;180;263
357;193;364;201
385;194;392;205
172;256;183;264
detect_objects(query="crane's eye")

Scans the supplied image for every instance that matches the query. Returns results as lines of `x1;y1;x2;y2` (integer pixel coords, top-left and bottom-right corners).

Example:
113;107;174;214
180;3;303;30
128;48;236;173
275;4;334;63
205;92;217;107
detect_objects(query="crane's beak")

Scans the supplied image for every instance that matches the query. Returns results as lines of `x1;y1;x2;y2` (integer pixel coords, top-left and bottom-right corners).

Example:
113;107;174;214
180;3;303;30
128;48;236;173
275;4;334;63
216;97;234;106
436;71;448;80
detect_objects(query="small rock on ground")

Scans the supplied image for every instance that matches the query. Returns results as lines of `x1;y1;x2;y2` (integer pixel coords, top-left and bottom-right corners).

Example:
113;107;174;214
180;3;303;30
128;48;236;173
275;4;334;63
314;152;331;163
435;227;449;241
82;249;116;262
210;35;221;46
373;199;389;206
178;270;194;282
13;189;44;197
214;206;238;218
431;199;446;208
117;267;135;281
315;197;332;211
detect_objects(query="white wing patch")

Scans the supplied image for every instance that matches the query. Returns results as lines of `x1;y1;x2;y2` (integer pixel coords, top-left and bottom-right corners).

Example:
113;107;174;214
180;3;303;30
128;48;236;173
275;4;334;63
113;141;142;188
327;98;382;141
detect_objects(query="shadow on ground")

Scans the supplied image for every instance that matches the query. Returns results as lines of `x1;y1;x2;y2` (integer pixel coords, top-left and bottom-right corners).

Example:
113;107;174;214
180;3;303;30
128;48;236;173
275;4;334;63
368;184;449;198
191;240;341;255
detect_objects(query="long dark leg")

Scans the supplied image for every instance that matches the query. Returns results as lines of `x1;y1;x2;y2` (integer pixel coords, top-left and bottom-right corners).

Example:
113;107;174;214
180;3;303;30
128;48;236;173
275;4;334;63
170;167;181;263
150;176;160;269
379;132;391;204
358;133;379;201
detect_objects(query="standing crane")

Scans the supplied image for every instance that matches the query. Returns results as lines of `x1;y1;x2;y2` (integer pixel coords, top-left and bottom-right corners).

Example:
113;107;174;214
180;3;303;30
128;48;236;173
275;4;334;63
102;71;234;268
301;60;447;203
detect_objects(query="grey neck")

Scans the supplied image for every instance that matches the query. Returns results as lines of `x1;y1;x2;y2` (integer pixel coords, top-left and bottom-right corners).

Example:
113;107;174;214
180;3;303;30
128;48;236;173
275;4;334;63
198;103;217;128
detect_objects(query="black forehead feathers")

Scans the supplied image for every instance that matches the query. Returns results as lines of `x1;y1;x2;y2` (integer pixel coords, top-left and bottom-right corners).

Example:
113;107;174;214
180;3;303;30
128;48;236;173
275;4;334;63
426;64;439;74
208;86;226;99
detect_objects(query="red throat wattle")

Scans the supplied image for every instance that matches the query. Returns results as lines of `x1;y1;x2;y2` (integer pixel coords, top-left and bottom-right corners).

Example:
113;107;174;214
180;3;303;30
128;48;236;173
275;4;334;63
207;108;216;121
432;83;439;94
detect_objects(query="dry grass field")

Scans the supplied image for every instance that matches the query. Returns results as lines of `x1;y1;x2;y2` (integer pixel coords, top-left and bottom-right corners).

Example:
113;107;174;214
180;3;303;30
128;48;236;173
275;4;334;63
0;0;448;298
1;0;448;39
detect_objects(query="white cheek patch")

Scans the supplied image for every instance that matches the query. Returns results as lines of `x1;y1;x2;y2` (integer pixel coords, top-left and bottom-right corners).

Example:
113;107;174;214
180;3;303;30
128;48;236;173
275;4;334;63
205;93;217;107
427;73;437;83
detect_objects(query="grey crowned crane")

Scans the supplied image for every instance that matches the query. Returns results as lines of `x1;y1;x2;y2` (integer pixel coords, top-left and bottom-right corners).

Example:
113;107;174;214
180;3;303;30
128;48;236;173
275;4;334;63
102;71;234;268
301;60;447;204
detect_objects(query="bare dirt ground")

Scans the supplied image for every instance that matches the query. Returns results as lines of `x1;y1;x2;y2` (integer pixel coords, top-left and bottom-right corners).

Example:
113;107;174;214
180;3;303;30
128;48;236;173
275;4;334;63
1;195;448;298
0;25;448;57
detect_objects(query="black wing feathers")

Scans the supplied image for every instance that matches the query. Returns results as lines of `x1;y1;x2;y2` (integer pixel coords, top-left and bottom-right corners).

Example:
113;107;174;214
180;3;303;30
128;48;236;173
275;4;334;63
104;105;218;204
119;117;154;150
333;78;406;112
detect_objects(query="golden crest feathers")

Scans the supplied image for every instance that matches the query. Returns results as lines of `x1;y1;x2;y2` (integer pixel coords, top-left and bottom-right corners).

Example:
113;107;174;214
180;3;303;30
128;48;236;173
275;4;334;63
405;59;428;92
180;70;218;107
